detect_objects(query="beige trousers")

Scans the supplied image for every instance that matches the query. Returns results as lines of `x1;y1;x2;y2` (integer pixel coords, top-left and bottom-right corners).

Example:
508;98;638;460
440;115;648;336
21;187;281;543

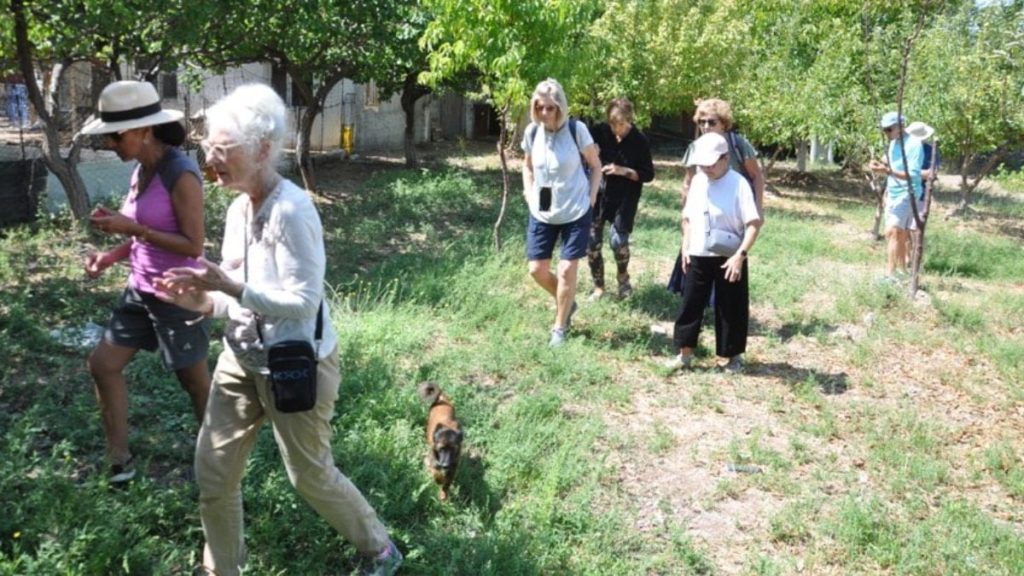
196;347;389;576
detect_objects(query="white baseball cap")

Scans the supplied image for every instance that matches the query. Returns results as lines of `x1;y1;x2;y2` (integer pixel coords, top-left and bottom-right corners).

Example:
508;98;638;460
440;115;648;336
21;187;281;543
686;132;729;167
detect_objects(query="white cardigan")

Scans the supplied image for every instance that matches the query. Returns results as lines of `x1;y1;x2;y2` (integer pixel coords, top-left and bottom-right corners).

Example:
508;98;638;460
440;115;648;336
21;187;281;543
210;179;338;368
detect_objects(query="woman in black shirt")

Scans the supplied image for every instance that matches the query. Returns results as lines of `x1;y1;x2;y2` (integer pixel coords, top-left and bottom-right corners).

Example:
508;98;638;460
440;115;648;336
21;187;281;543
587;98;655;299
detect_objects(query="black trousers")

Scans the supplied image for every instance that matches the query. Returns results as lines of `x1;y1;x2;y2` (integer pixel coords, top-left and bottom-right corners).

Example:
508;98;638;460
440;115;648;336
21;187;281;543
672;255;749;358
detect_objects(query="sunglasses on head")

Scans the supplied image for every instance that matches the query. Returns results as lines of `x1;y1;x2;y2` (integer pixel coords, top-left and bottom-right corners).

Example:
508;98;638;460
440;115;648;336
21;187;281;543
698;118;719;127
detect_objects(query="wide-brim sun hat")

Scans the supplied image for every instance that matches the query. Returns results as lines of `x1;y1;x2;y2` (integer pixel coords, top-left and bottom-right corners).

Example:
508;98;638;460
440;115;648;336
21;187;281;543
906;121;935;140
686;132;730;167
79;80;184;135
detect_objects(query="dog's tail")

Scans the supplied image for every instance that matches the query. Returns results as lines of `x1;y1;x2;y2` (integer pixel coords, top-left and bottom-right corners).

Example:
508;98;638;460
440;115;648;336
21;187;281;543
418;381;442;406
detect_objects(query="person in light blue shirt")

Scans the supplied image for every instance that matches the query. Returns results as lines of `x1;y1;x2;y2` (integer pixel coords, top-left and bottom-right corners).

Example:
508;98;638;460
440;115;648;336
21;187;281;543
869;111;923;278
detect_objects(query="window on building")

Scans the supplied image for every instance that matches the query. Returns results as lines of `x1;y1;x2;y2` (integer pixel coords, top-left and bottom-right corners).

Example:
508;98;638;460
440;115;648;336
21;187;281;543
271;64;288;103
159;72;178;99
364;80;379;110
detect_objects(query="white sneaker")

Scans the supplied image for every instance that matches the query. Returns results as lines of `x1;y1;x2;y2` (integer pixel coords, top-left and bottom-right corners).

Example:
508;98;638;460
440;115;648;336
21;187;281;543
549;328;567;347
664;354;692;371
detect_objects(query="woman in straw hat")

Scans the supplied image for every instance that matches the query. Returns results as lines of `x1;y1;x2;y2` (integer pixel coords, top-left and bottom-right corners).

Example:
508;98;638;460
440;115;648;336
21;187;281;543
81;80;210;484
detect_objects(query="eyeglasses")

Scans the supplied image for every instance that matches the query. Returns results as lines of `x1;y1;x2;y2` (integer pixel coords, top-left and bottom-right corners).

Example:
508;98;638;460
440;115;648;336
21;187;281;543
535;104;558;114
106;130;128;143
200;139;243;162
698;118;720;128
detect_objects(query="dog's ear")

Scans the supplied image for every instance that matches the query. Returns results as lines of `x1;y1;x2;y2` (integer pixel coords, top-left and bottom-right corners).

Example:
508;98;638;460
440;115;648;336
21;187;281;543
418;381;440;405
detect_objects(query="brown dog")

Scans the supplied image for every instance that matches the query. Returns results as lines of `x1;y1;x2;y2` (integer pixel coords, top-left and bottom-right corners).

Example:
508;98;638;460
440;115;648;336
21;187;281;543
419;381;463;501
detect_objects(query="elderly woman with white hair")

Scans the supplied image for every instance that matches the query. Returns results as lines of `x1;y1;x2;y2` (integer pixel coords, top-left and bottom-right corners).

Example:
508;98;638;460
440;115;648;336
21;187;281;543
521;78;603;347
155;84;402;576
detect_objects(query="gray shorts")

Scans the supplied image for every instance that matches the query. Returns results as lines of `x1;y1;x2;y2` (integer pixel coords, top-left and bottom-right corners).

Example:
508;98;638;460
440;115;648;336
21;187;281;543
105;286;210;370
885;193;913;230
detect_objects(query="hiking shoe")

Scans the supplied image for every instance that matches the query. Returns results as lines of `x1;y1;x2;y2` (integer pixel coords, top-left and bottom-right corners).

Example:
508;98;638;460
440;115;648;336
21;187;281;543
363;539;403;576
617;280;634;299
549;327;567;347
664;354;692;371
718;356;743;374
109;457;136;484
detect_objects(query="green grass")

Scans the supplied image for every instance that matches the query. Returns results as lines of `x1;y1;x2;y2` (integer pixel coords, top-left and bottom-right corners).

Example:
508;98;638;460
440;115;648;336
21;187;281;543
1;155;1022;574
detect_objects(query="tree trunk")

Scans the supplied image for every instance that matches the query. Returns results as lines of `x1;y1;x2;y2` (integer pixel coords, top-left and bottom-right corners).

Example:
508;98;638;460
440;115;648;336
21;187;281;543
954;149;1005;214
493;106;511;251
400;72;429;167
296;104;319;192
868;175;885;241
796;140;808;172
12;0;90;219
288;70;348;193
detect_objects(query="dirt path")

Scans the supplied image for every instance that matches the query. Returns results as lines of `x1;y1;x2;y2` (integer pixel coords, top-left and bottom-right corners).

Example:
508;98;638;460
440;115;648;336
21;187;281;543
598;173;1024;574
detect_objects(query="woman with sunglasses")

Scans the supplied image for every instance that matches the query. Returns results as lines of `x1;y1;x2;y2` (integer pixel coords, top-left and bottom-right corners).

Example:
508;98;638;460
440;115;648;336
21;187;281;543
681;99;764;213
522;78;603;347
80;80;210;484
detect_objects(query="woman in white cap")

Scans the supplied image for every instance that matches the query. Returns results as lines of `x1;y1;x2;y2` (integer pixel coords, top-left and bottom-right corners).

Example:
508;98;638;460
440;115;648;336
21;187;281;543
670;98;765;295
81;80;210;484
667;132;763;373
154;84;402;576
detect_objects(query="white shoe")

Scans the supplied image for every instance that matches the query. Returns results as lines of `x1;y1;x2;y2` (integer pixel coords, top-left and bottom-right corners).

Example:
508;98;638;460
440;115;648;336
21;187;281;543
664;354;692;371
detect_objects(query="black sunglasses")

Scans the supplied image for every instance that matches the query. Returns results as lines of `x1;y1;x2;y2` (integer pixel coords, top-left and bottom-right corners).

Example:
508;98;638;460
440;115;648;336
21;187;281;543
106;132;124;142
698;118;719;127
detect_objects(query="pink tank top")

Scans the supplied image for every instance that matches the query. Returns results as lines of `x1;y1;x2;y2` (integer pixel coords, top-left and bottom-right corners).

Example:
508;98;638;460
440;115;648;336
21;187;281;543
119;148;202;294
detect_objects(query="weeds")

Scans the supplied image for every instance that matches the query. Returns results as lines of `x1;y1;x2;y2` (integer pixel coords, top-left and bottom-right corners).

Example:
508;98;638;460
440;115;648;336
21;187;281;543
1;156;1022;574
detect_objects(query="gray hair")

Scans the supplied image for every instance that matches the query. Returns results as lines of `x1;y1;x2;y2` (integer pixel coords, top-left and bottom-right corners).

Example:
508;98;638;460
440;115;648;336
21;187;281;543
205;83;287;166
529;78;570;130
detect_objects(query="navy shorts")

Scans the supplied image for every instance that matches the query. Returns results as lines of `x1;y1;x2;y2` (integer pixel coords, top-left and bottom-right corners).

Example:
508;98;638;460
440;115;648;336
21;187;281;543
526;209;592;261
105;286;210;370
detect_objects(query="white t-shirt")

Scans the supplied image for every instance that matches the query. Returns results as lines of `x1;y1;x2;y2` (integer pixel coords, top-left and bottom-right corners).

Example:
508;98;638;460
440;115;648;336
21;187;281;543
683;170;760;257
521;120;594;225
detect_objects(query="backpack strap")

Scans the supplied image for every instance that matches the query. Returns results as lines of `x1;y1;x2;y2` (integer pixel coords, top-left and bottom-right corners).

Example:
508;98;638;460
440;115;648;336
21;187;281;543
567;117;581;154
530;119;589;173
728;131;747;170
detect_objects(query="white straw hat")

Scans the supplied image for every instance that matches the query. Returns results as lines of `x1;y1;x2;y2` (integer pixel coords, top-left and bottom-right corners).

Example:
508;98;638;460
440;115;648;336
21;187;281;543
79;81;184;135
906;121;935;140
686;132;729;167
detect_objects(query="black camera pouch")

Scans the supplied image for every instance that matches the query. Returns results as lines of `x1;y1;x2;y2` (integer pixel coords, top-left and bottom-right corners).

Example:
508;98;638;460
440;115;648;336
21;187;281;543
267;340;317;413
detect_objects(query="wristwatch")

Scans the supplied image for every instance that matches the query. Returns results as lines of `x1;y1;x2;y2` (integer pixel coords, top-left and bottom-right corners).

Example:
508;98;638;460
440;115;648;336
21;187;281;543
739;250;748;258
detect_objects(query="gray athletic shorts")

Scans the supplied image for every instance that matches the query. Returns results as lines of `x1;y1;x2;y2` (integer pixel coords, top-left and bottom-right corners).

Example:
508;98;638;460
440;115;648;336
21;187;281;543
105;286;210;370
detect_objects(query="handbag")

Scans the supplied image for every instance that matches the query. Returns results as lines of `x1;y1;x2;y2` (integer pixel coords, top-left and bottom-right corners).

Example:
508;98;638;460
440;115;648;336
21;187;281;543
703;195;743;257
705;228;742;256
245;204;322;413
262;303;322;413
